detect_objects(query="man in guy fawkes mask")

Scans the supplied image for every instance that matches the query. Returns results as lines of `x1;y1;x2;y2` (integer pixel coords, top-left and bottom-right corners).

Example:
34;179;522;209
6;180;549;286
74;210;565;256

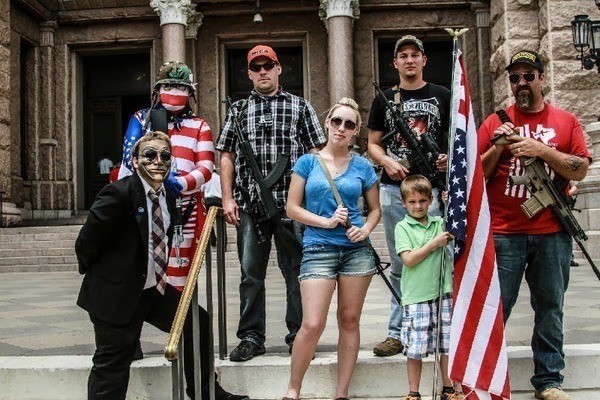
119;61;214;292
78;132;247;400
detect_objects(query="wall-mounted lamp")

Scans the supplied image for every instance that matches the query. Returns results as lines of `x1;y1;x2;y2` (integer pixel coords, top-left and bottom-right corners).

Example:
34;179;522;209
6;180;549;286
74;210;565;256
253;0;263;24
571;14;600;72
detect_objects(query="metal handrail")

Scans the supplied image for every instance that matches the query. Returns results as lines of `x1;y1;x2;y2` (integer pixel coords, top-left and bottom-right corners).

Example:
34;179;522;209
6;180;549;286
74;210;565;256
165;206;222;400
165;206;219;360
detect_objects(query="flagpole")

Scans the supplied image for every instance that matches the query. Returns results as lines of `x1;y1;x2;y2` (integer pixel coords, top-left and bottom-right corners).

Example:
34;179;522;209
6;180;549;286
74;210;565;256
431;27;468;400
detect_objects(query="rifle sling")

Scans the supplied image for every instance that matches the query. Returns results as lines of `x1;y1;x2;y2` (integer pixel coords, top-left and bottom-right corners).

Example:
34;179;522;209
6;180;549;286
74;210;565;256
315;153;381;265
234;99;288;189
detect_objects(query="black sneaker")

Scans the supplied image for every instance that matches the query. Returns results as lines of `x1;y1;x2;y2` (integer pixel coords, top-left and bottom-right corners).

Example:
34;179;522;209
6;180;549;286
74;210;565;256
214;383;250;400
229;341;266;362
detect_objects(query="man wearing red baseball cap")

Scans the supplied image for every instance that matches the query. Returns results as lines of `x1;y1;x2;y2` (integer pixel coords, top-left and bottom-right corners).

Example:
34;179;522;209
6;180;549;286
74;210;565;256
217;45;326;361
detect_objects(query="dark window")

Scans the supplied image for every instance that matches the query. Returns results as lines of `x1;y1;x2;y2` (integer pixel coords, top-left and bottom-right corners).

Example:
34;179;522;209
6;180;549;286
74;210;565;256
377;37;453;90
226;46;303;102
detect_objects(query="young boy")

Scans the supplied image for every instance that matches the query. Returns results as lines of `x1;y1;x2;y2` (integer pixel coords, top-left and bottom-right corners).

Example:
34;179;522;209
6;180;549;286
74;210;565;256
394;175;459;400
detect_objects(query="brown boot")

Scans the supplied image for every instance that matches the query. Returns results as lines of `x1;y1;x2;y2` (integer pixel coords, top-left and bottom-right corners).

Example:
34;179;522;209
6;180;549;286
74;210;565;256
373;337;403;357
534;387;570;400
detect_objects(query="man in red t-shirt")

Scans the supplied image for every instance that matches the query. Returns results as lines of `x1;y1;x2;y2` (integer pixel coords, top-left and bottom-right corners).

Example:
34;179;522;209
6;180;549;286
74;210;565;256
478;50;591;400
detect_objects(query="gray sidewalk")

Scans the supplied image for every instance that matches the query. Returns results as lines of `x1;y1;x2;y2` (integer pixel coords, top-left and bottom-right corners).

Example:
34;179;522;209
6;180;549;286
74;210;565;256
1;259;599;359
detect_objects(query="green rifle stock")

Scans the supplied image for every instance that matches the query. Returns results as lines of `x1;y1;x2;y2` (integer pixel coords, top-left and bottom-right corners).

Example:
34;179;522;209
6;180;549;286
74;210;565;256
511;156;600;282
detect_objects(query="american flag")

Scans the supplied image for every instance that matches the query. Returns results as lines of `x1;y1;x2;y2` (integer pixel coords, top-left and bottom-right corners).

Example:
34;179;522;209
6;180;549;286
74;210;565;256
446;49;511;400
120;112;146;177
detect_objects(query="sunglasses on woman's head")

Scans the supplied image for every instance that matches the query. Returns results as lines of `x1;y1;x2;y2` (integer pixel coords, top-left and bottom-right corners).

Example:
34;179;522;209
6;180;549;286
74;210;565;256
249;61;277;73
330;117;357;131
141;149;172;163
508;72;537;84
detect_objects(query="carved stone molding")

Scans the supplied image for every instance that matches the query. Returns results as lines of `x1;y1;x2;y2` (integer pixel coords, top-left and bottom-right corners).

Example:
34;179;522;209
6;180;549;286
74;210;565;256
185;11;204;39
319;0;360;22
471;2;490;29
150;0;195;26
40;21;58;47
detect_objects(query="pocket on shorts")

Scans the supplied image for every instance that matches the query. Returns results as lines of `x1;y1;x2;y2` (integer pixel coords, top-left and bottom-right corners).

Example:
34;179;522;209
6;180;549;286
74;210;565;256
400;315;413;350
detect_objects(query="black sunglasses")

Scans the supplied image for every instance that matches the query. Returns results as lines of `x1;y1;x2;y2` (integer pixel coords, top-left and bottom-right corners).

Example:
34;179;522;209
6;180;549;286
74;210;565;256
161;83;189;92
330;117;357;131
141;149;172;163
249;61;277;73
508;72;537;84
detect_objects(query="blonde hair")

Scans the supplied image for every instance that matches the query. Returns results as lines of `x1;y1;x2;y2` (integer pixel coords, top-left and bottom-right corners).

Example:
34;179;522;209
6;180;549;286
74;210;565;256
324;97;362;130
132;131;172;158
400;174;432;200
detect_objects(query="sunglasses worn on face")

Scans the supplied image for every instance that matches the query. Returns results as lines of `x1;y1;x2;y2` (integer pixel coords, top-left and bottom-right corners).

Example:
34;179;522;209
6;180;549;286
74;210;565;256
508;72;537;84
330;117;357;131
162;84;189;92
142;149;172;163
249;61;277;73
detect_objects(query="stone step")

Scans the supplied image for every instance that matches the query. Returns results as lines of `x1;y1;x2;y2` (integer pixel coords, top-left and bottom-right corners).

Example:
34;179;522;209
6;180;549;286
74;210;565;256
0;263;78;273
0;232;79;243
0;225;83;234
1;345;599;400
0;247;75;258
0;255;78;266
0;239;76;250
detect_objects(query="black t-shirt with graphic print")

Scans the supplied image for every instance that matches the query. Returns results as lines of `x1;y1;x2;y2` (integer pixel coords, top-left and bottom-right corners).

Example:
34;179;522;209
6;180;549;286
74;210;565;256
367;82;451;185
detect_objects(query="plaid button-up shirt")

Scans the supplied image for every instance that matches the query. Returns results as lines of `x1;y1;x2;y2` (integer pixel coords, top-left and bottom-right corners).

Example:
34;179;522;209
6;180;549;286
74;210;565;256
216;88;326;213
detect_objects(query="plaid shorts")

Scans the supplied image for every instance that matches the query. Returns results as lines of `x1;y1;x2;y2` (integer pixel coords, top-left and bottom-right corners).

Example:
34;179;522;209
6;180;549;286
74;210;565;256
400;294;452;359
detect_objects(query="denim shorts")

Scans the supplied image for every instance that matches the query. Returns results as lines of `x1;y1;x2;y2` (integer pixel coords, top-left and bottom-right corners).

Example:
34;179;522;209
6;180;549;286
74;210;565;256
299;244;377;281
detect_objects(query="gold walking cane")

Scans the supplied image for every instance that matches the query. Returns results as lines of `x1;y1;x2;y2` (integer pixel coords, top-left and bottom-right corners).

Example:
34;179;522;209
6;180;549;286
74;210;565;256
166;206;220;400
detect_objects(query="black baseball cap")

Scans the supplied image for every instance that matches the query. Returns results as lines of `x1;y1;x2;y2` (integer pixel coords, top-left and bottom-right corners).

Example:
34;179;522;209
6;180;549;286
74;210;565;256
505;50;544;72
393;35;425;56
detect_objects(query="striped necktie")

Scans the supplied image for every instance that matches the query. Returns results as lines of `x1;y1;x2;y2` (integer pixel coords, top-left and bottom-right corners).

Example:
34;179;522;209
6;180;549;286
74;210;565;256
148;188;168;295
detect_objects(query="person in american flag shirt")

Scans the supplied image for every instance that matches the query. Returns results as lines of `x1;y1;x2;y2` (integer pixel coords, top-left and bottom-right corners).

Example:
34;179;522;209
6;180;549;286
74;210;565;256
118;61;214;291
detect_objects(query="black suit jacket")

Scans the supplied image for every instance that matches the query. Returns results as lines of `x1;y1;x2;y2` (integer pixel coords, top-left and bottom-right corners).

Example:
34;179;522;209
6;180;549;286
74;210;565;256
76;173;175;326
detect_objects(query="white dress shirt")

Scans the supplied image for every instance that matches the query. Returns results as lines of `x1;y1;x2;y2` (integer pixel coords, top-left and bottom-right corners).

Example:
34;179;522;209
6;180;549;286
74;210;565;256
139;174;171;290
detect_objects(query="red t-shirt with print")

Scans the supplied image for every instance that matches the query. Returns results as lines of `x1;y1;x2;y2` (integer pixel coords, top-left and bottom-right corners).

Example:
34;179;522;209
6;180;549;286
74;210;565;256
477;103;590;235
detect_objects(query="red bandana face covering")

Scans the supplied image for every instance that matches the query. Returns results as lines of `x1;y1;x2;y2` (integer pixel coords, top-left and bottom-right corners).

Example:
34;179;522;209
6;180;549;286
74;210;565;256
159;87;189;112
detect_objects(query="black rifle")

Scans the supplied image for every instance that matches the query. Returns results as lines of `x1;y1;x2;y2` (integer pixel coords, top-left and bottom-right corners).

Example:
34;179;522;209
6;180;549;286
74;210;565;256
493;110;600;282
372;82;446;192
223;97;290;242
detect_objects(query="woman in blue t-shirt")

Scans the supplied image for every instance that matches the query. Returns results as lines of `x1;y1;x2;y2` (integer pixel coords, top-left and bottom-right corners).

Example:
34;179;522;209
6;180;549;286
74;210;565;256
283;98;381;400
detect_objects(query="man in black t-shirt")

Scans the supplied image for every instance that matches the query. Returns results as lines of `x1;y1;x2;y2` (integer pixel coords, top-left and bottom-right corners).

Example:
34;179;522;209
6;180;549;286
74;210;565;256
367;35;450;358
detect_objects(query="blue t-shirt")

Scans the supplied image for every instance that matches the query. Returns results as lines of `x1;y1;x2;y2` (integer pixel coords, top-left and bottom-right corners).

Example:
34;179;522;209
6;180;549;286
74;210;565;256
292;153;379;247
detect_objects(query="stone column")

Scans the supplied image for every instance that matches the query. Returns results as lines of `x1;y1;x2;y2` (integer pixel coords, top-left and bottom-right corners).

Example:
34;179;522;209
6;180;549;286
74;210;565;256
471;2;491;122
576;123;600;250
320;0;360;104
151;0;195;63
39;21;58;210
185;11;203;114
0;8;10;198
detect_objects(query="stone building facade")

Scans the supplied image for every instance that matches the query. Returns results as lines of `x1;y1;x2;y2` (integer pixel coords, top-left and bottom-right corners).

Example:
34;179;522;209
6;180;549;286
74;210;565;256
1;0;599;223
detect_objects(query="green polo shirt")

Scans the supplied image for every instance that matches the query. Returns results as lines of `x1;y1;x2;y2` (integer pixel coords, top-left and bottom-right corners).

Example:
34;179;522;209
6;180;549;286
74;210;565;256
395;214;453;306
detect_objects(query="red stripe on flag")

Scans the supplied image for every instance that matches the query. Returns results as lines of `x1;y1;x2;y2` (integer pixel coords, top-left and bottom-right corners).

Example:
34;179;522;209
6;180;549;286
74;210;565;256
449;49;510;400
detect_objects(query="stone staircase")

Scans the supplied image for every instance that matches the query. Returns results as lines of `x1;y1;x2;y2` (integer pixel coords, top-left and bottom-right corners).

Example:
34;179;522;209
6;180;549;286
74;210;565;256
0;221;391;273
0;225;81;272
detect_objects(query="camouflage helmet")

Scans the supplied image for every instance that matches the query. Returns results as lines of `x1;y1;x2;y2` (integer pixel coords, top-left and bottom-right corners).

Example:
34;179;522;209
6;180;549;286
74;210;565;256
155;61;196;93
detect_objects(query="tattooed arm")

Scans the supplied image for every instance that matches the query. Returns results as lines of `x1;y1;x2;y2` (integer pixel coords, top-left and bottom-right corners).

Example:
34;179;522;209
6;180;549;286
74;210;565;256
504;134;589;181
538;147;588;181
